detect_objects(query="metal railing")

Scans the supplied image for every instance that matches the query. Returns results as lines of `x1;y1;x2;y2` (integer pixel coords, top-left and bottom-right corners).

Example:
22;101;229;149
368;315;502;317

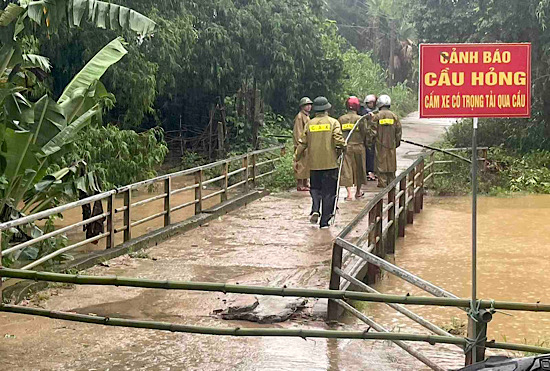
0;145;284;271
327;147;510;369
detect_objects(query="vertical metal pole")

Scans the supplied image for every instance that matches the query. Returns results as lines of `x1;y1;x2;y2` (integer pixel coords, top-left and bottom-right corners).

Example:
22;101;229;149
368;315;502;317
376;200;383;257
407;170;415;224
430;151;435;186
243;155;250;192
466;117;480;366
195;170;203;215
106;194;115;249
164;178;171;227
222;162;229;202
251;154;257;188
398;177;406;237
420;159;425;210
367;206;380;284
0;230;3;302
123;189;132;242
327;241;343;321
472;117;479;363
387;186;396;254
414;164;422;213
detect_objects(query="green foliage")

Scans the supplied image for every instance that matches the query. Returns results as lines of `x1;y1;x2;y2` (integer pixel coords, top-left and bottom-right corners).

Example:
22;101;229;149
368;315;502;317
429;147;550;196
407;0;550;154
55;125;168;189
340;47;417;117
258;144;295;192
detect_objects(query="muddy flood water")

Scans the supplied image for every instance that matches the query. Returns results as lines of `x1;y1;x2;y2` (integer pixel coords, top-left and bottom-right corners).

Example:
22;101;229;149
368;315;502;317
366;194;550;347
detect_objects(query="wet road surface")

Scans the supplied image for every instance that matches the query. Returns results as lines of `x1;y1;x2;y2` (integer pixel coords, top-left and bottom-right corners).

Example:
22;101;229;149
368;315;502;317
1;113;457;370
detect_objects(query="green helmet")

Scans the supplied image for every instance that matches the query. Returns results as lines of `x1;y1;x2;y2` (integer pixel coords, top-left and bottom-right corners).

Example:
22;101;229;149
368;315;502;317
299;97;313;107
312;96;331;112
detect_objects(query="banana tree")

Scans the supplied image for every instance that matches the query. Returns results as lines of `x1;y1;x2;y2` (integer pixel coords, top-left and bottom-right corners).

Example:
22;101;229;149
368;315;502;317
0;37;129;219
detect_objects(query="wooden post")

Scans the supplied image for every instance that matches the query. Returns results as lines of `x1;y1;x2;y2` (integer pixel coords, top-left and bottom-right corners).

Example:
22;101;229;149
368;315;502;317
387;186;396;254
106;194;115;249
414;164;422;214
195;170;203;215
164;178;171;227
407;170;415;224
222;162;229;202
217;120;225;158
481;148;488;171
123;189;132;242
398;177;406;237
243;155;250;192
465;313;491;365
327;242;343;321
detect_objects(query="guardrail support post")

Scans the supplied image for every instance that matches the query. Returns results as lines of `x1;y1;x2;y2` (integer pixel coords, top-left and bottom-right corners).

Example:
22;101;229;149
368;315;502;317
123;189;132;242
164;178;171;227
420;159;425;210
376;199;383;257
398;178;406;237
106;194;115;249
429;151;435;186
387;187;396;254
222;162;229;202
0;231;3;302
407;170;415;224
415;164;422;214
251;154;257;188
195;170;203;215
243;155;250;192
367;206;381;284
327;241;343;321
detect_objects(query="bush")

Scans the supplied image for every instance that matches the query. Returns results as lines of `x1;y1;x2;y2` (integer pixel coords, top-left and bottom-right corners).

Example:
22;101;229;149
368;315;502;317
340;48;417;117
52;125;169;190
428;147;550;195
258;144;295;192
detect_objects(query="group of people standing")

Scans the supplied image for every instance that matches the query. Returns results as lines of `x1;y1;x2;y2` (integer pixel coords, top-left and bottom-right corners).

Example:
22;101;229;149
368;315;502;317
293;94;402;228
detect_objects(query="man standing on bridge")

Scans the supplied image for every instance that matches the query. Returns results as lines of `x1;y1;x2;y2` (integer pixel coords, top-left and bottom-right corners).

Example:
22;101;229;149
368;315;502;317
295;96;346;228
368;94;402;188
293;97;313;191
338;96;367;200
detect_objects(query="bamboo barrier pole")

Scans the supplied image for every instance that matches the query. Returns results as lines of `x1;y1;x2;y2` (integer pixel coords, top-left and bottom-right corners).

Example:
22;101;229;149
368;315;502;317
2;304;550;355
334;299;445;371
2;268;550;313
334;268;456;341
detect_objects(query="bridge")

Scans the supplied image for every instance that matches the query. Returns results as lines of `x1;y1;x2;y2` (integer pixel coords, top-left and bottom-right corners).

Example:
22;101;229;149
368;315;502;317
3;114;546;370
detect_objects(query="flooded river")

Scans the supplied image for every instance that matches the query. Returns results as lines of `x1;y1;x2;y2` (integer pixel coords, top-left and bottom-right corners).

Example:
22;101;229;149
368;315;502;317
368;194;550;347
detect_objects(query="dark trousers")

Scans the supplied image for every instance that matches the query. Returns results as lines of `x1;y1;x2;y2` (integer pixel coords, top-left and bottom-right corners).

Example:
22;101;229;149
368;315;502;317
366;144;375;173
310;168;338;226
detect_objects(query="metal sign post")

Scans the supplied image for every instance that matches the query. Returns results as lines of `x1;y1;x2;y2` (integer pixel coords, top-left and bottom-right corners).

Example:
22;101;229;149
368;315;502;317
471;117;479;363
418;42;532;366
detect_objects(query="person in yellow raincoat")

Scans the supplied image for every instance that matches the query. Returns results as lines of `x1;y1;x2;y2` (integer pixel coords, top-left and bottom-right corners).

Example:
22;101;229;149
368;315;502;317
295;96;346;228
338;96;368;200
367;94;402;188
293;97;312;191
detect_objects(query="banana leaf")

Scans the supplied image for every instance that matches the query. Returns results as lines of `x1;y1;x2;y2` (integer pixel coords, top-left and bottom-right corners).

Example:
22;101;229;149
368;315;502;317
58;37;127;104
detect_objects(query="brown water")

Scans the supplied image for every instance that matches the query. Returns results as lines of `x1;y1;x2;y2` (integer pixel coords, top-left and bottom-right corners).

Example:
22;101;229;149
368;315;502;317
368;194;550;346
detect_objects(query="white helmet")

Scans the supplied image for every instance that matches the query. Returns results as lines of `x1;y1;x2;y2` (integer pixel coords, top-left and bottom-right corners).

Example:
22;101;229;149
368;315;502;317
364;94;377;104
377;94;391;108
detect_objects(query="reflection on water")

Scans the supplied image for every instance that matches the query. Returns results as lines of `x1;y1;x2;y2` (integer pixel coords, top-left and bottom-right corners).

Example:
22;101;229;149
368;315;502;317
369;194;550;345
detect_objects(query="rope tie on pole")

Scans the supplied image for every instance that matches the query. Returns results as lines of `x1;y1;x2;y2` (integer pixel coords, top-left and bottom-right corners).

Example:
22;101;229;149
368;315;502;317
463;326;487;354
468;299;483;323
464;299;494;355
